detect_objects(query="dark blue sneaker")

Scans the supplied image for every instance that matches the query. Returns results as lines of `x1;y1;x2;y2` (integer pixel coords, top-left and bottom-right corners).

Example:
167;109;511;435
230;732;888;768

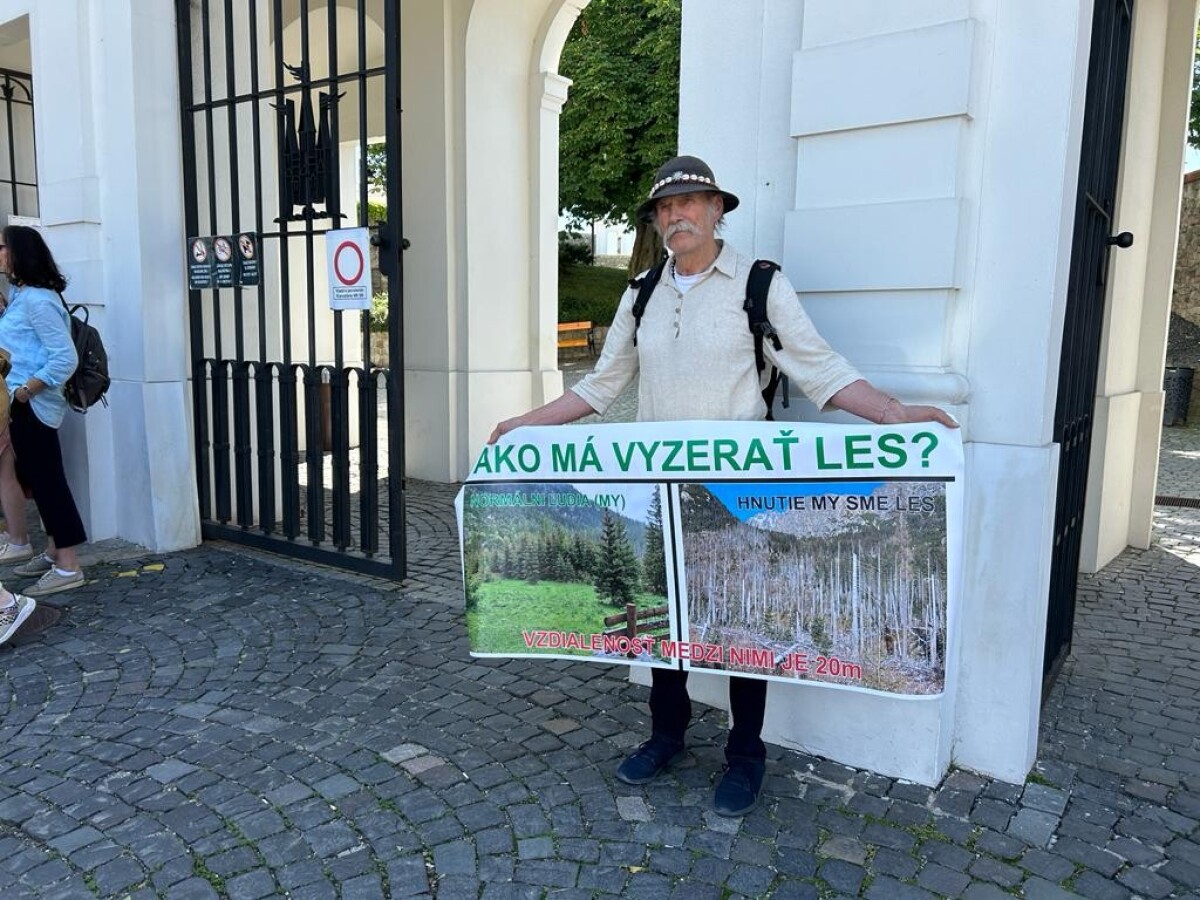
713;756;765;816
615;736;685;785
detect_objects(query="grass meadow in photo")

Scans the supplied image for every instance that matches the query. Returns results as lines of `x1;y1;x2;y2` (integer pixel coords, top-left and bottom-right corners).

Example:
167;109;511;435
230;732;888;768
462;482;672;664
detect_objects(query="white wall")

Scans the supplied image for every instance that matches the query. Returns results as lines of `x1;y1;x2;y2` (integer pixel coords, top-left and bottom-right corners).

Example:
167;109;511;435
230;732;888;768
679;0;1100;784
0;0;199;552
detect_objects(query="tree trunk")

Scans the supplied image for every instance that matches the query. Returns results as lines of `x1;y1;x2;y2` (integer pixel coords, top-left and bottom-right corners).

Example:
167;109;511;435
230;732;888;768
628;220;665;276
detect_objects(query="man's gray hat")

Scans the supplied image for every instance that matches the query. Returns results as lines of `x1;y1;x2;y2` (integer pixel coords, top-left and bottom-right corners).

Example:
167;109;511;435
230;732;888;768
635;155;740;223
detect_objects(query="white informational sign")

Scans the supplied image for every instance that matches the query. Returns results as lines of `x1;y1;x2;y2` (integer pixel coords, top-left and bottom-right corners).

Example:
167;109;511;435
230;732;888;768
456;421;964;699
325;228;372;310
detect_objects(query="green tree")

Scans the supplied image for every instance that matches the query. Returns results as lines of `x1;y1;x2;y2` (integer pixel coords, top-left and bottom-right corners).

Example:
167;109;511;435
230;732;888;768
1192;23;1200;146
641;491;668;596
594;510;642;605
569;534;597;579
1190;29;1200;146
366;142;387;193
464;533;485;611
558;0;680;274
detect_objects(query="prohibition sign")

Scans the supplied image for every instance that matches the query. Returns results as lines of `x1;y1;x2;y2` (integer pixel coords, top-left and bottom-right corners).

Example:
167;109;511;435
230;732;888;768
333;240;365;285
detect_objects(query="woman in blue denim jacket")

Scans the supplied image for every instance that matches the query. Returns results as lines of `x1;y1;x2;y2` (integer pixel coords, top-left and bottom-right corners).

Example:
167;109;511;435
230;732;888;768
0;225;87;601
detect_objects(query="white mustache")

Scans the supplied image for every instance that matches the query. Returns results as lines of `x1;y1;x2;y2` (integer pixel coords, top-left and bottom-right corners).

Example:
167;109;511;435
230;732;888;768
664;221;702;241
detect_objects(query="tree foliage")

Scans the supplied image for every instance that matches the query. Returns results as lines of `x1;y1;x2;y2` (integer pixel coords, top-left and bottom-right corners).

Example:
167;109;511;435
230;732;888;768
366;143;387;193
1191;23;1200;147
594;510;642;605
642;491;668;596
558;0;680;269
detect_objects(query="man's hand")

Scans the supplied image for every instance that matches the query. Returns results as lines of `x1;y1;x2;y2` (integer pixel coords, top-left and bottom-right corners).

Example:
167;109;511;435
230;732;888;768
880;400;959;429
830;380;959;428
488;416;525;444
486;391;599;444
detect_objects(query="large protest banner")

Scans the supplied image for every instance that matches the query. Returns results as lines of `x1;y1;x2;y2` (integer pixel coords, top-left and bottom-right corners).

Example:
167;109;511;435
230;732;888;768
456;421;963;698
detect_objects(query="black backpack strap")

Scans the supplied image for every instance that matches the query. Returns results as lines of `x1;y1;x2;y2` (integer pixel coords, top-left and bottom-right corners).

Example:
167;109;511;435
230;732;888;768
744;260;782;416
744;260;781;369
628;260;667;347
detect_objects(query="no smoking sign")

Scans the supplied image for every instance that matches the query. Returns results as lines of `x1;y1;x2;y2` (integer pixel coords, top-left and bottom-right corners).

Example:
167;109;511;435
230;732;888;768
325;227;372;310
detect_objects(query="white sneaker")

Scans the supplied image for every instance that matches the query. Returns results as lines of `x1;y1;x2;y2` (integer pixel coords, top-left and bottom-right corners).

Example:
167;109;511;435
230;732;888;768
13;553;53;578
0;594;36;644
25;569;84;597
0;542;34;564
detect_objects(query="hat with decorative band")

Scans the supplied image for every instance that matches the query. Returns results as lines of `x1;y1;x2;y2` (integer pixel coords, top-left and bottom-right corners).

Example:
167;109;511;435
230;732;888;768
635;154;740;223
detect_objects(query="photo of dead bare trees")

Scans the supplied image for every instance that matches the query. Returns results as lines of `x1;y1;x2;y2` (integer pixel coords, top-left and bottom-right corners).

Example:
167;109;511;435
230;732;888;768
679;481;948;694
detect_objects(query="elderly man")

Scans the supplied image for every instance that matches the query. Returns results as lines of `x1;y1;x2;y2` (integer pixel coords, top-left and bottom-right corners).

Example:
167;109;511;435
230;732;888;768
491;155;955;816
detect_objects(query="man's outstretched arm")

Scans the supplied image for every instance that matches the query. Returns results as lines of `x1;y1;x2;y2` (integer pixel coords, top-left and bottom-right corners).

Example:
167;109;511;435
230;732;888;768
488;390;598;444
830;379;959;428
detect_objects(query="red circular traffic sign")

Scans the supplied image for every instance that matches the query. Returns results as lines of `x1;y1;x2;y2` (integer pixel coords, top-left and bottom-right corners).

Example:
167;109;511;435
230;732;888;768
333;241;365;285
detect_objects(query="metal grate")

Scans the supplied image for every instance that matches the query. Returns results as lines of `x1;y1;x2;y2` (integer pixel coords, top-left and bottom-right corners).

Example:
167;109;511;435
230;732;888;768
1155;495;1200;509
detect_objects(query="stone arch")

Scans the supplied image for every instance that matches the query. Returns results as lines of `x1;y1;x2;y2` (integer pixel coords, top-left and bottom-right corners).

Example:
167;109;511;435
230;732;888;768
458;0;589;476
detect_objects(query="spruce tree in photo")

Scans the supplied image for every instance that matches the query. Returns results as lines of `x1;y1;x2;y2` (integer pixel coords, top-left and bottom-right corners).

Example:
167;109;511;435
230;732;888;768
570;534;598;580
642;490;668;596
464;533;484;611
547;529;574;582
594;509;641;605
521;536;540;584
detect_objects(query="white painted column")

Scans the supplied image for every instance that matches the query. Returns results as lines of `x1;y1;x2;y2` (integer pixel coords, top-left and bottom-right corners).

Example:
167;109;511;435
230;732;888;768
83;2;200;551
950;0;1092;781
677;0;1100;784
23;1;193;551
1087;0;1199;564
401;0;460;481
529;70;570;407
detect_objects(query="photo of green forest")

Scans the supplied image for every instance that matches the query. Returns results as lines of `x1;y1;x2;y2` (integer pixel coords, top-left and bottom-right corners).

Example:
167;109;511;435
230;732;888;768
678;481;949;694
461;482;674;666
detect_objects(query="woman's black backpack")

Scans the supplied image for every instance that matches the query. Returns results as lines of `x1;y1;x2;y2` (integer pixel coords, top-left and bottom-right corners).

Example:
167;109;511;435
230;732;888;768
58;296;111;412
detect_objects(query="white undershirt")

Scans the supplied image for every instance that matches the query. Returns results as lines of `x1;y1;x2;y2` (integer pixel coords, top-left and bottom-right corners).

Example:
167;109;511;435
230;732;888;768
671;258;715;295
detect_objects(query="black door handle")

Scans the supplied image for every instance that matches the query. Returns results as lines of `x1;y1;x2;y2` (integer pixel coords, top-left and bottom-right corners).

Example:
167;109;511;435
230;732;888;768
369;232;411;251
1107;231;1134;248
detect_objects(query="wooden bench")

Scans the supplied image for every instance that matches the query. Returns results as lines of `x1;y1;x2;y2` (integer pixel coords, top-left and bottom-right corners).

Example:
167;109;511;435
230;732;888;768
557;320;596;355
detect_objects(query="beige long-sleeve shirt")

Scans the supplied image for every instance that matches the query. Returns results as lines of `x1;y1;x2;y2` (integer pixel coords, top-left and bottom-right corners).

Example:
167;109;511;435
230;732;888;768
571;242;862;422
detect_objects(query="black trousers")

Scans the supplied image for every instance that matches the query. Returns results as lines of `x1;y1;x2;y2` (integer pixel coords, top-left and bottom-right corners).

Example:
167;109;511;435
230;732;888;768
10;402;87;549
650;668;767;760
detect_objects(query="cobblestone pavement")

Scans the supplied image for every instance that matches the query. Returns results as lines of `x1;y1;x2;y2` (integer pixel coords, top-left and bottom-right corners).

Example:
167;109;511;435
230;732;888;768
3;420;1200;897
1157;420;1200;501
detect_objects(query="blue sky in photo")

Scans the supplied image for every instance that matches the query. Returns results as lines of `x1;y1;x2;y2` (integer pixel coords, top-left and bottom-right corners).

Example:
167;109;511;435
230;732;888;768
699;481;885;523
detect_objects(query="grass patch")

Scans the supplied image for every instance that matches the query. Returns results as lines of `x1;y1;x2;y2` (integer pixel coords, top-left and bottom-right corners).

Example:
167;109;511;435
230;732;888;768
467;578;666;654
905;821;949;844
193;858;226;893
558;264;630;326
1025;769;1054;787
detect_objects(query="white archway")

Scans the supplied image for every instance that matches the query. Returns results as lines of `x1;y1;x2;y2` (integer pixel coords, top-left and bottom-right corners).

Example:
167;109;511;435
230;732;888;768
446;0;588;479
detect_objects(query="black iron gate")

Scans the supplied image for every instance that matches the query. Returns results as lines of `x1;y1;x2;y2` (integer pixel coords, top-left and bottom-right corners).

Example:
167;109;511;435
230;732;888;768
1045;0;1134;690
176;1;405;579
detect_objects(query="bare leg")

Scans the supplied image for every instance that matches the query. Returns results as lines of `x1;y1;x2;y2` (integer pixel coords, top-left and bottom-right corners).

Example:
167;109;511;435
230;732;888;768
0;445;27;546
